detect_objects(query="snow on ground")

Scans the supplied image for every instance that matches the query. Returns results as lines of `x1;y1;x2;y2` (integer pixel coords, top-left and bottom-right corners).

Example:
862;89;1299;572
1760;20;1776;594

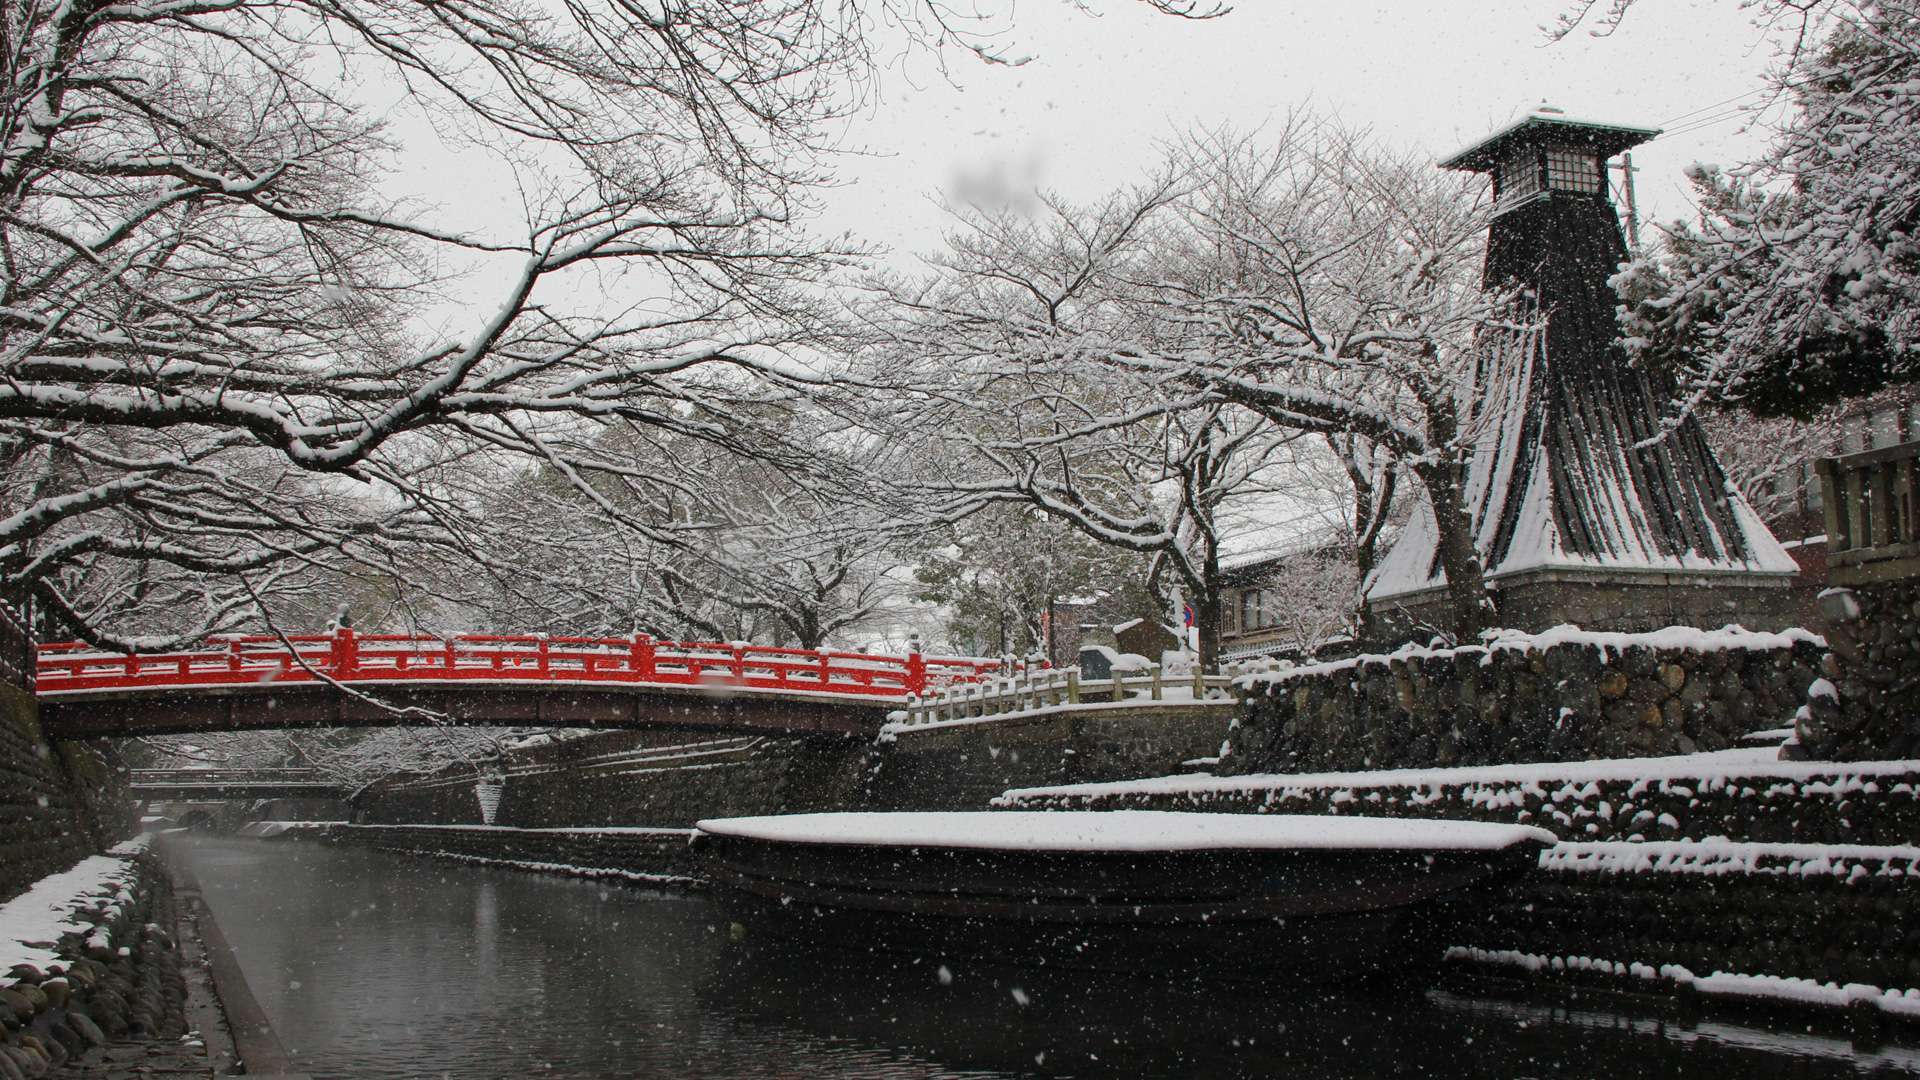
1;835;150;978
1544;840;1920;879
694;810;1555;852
996;746;1920;805
1445;946;1920;1020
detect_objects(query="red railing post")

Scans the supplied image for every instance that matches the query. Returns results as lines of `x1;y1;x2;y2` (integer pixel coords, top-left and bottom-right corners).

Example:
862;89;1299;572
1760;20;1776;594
731;643;746;680
331;626;357;679
631;634;655;681
817;650;831;688
537;635;550;675
905;648;926;697
228;638;243;674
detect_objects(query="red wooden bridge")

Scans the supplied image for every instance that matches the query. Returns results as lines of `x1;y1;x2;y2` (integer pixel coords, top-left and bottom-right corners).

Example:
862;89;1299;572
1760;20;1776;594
35;630;1004;739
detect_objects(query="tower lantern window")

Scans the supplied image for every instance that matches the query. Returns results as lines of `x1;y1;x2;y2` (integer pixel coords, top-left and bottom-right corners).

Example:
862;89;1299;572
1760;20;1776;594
1496;150;1542;207
1545;147;1603;193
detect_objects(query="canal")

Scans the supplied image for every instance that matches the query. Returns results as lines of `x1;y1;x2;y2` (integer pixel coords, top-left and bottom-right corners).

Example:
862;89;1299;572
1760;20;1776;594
173;837;1917;1078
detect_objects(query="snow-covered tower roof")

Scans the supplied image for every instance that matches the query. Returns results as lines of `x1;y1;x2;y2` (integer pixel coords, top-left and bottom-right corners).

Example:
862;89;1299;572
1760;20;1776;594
1366;107;1798;634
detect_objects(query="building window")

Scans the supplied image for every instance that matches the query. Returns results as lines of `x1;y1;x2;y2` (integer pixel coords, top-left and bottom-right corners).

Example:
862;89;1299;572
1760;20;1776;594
1239;589;1263;633
1545;148;1602;193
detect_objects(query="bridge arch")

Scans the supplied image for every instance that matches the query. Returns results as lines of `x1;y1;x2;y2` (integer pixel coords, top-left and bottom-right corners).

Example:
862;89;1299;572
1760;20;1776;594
35;631;1005;740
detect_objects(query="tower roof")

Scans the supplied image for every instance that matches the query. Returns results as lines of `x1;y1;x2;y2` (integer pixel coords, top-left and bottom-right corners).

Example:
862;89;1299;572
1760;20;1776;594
1441;108;1659;172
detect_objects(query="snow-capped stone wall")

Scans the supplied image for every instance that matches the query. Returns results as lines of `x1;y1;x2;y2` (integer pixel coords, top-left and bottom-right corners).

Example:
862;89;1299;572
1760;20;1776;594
1225;626;1825;775
1;837;189;1075
998;756;1920;1010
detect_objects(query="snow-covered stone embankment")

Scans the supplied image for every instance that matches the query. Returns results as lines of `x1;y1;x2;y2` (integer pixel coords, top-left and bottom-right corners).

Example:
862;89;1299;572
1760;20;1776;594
1;835;191;1076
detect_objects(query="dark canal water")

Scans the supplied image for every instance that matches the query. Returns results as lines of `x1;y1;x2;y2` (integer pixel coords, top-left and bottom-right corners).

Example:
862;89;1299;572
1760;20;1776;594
175;837;1918;1078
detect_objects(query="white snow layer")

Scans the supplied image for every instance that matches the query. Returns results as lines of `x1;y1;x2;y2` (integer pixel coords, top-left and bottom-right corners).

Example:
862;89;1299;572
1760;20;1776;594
996;745;1909;805
1237;623;1824;692
1445;947;1920;1020
1;836;149;977
694;810;1555;852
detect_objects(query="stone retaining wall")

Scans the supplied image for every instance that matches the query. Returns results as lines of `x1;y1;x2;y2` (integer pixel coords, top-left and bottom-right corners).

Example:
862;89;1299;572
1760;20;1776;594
868;702;1238;812
1003;757;1920;845
1;848;190;1077
1226;627;1824;775
1805;580;1920;760
1000;756;1920;1009
1464;842;1920;991
0;683;127;903
355;729;865;828
309;823;700;884
356;702;1238;828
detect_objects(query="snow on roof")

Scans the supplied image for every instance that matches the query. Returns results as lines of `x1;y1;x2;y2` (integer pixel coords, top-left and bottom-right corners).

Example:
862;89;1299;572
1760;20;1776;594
1440;107;1661;171
695;810;1554;852
1368;353;1799;604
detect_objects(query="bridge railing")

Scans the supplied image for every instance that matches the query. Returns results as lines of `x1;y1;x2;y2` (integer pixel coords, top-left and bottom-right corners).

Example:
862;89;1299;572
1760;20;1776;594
35;630;1005;700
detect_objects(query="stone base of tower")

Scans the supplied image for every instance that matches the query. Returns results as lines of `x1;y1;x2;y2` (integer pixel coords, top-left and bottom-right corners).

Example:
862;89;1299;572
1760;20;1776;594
1365;568;1806;644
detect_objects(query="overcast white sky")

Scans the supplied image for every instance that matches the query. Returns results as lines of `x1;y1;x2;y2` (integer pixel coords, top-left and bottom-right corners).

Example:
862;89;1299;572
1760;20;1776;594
812;0;1784;264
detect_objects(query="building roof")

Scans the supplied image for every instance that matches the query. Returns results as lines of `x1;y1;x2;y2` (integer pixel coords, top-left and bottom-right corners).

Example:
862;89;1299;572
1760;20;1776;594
1441;108;1660;172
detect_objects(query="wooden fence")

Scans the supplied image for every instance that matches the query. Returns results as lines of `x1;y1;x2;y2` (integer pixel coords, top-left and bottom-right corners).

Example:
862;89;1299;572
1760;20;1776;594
1819;441;1920;585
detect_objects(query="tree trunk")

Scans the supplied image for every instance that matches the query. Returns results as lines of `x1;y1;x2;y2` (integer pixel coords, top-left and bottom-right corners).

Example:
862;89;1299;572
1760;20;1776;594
1197;549;1225;670
1417;458;1492;641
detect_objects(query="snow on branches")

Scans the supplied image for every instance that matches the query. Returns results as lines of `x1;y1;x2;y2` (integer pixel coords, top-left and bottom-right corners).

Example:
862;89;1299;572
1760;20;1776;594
1618;0;1920;418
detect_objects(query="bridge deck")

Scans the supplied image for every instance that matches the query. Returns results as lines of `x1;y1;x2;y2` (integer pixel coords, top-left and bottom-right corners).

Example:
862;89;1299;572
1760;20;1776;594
35;632;1006;739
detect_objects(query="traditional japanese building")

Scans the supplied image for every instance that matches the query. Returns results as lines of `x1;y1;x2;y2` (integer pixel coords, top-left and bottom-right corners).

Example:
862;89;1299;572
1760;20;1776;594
1366;108;1799;637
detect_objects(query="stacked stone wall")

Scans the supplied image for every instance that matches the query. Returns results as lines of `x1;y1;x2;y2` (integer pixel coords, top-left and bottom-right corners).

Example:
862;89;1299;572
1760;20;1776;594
0;684;122;902
867;703;1238;812
2;846;190;1077
1803;579;1920;760
1227;628;1824;776
1002;758;1920;1008
1003;759;1920;844
356;730;862;828
1460;850;1920;992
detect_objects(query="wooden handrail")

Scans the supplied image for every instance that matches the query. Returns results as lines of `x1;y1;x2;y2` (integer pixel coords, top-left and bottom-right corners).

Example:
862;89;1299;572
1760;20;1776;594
35;631;1007;702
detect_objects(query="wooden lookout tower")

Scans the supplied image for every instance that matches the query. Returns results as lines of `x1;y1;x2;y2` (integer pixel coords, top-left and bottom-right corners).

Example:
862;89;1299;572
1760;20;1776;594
1366;107;1799;636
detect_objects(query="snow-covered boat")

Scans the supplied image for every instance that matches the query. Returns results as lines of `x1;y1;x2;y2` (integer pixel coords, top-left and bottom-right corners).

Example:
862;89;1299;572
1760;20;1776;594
693;810;1554;980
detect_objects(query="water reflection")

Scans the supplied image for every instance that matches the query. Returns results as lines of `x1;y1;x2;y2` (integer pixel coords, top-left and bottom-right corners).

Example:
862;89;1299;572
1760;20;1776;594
174;837;1912;1079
